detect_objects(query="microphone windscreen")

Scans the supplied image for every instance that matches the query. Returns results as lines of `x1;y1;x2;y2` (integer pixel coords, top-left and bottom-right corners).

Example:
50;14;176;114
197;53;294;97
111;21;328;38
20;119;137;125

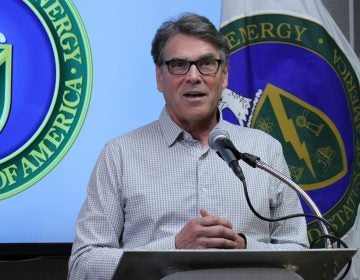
208;128;230;148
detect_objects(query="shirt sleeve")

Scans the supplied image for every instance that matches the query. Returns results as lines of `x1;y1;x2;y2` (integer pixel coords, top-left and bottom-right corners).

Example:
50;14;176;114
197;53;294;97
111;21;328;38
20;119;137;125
67;143;177;280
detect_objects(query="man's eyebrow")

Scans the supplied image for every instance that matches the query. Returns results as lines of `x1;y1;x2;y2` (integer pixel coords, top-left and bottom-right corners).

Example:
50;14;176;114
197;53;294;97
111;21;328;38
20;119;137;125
198;53;219;60
167;53;219;61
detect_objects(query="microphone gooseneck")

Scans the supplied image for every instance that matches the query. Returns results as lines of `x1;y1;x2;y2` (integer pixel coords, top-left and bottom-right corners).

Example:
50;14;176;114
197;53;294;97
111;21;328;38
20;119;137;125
208;128;336;249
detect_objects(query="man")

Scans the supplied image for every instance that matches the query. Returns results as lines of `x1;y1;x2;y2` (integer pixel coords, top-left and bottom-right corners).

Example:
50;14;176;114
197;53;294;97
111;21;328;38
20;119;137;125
68;13;309;280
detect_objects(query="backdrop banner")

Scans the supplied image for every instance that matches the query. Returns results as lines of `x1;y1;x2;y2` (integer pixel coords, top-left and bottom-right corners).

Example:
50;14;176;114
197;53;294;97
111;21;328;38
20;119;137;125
220;1;360;279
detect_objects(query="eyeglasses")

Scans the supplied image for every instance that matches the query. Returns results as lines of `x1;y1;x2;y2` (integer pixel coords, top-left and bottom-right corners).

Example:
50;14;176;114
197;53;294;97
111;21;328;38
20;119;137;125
163;58;222;75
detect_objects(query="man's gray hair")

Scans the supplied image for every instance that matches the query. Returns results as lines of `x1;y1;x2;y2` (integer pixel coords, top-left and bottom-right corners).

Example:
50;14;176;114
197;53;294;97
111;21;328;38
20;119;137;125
151;13;229;66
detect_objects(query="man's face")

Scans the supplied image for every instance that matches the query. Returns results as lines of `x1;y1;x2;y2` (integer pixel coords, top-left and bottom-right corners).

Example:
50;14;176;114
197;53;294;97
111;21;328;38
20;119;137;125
156;34;228;128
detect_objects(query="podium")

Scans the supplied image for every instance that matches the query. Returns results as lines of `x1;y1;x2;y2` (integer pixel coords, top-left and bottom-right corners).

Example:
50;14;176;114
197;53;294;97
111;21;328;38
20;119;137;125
112;249;357;280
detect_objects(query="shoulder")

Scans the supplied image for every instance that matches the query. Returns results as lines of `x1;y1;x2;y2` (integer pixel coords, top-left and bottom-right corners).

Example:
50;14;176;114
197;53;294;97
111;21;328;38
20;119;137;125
107;120;162;147
92;120;162;162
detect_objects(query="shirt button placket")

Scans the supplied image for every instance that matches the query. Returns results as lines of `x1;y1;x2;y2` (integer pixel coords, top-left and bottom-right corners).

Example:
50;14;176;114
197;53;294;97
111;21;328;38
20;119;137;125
197;152;209;210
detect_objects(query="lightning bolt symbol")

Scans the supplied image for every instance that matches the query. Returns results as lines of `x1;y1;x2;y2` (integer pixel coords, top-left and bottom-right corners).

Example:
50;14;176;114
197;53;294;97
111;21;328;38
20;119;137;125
266;84;315;178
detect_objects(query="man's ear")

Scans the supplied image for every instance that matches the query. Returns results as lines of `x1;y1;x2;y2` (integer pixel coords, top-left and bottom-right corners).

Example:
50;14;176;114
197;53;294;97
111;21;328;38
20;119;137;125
222;65;229;89
156;66;163;92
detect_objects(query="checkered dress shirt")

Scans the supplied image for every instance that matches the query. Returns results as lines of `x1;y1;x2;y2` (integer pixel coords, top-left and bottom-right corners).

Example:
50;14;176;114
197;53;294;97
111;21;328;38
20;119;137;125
68;108;309;280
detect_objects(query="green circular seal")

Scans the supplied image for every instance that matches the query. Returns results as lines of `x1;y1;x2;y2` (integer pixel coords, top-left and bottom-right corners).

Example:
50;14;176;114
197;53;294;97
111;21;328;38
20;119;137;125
0;0;92;199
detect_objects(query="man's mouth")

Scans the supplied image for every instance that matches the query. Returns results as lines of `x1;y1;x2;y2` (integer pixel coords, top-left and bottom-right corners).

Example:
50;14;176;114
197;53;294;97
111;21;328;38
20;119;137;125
184;92;206;98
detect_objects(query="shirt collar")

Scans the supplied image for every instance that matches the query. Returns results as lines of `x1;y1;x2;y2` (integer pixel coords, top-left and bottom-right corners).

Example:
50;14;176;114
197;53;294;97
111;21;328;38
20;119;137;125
159;106;228;147
159;108;183;147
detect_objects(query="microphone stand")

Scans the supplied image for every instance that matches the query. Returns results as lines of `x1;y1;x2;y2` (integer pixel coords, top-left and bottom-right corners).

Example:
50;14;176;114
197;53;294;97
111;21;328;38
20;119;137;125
237;151;333;249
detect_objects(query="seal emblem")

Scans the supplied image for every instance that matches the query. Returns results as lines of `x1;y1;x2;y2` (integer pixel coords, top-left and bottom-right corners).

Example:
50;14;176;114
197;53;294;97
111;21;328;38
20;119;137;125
221;14;359;242
0;0;92;199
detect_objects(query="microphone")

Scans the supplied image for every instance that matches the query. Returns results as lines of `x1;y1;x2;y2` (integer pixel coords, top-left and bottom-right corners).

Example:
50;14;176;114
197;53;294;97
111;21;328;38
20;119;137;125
208;129;333;248
208;128;245;181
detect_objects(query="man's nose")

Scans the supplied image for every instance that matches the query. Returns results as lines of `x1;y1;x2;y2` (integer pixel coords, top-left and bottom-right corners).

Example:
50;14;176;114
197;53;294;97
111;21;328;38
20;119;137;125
185;64;201;81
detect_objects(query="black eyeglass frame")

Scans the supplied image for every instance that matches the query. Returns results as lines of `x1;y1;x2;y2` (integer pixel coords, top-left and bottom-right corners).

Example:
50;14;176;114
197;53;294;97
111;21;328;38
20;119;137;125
162;58;223;75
